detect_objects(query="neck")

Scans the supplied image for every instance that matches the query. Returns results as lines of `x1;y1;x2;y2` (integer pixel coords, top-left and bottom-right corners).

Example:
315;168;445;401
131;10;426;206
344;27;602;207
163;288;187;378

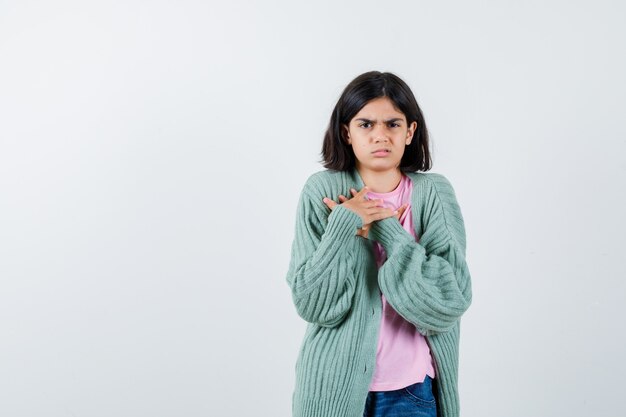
355;164;403;193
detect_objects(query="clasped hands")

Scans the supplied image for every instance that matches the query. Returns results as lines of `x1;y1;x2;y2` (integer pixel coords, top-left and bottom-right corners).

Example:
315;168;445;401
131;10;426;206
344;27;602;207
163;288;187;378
322;186;408;238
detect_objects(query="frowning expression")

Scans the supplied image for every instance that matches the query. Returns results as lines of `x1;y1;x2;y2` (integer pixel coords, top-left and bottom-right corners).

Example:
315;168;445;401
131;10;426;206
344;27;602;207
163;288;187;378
343;97;417;173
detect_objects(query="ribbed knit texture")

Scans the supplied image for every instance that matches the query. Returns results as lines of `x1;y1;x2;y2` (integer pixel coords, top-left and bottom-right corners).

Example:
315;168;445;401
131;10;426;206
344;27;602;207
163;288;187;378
286;167;473;417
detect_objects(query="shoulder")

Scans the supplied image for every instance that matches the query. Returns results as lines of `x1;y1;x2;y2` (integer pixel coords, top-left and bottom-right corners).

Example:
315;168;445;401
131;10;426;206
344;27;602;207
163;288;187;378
293;169;343;215
407;171;466;248
406;172;460;208
301;169;344;197
407;171;456;193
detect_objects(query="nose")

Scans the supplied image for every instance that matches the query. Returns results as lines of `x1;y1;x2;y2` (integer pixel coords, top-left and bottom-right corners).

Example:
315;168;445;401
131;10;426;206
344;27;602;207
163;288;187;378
372;123;389;142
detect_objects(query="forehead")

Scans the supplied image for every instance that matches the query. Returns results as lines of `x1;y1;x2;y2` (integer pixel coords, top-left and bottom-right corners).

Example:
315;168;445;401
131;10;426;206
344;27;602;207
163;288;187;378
353;97;405;120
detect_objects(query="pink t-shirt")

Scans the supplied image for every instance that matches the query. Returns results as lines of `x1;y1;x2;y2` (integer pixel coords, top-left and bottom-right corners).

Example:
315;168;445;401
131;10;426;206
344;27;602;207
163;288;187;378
366;173;436;392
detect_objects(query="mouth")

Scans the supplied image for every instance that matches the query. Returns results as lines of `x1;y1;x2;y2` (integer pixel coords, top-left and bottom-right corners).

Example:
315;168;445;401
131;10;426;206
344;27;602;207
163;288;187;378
372;149;391;156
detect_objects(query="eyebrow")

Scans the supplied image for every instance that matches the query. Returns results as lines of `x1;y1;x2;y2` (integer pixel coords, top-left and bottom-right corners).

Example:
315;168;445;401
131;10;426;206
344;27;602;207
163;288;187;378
354;118;404;123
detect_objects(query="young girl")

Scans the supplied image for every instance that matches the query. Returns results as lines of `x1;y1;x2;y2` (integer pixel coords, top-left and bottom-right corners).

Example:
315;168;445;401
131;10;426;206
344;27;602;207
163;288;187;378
286;71;472;417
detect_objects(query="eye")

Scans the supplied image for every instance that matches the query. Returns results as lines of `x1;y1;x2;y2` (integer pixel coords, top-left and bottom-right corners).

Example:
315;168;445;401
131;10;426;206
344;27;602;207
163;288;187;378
388;122;400;128
359;122;372;128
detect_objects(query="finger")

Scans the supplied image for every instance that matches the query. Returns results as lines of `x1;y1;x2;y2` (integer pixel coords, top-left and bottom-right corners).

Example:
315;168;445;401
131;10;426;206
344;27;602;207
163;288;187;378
354;186;370;199
395;205;407;220
367;207;398;220
338;194;348;202
322;197;338;209
364;198;384;208
365;204;394;214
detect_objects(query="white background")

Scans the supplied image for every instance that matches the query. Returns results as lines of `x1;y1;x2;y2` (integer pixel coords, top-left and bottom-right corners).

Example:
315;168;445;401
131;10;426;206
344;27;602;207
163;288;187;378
1;1;625;416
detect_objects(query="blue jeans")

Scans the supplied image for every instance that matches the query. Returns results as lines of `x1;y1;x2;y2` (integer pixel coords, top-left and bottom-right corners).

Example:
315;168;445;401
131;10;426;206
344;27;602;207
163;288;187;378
363;375;437;417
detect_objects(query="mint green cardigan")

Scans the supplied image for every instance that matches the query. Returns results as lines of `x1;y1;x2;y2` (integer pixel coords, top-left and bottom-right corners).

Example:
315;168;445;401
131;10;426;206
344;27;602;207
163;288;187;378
286;167;473;417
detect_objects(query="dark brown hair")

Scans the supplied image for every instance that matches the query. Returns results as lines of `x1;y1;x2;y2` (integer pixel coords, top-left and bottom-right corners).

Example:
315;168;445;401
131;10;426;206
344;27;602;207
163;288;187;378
320;71;432;172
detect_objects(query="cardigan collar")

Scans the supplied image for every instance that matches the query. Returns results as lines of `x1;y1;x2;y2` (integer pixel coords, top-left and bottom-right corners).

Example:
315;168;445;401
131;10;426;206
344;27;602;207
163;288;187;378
349;166;420;193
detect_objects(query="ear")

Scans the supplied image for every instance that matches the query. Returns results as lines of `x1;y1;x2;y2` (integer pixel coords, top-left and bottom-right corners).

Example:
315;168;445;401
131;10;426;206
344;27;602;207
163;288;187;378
342;124;351;144
406;121;417;144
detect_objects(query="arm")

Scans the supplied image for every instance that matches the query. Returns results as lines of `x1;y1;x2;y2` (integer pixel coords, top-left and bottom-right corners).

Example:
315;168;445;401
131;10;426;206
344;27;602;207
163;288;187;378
285;182;363;328
368;174;473;336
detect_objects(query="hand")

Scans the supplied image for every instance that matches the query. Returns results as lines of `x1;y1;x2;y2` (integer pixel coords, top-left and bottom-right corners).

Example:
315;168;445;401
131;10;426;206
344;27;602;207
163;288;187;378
322;186;409;238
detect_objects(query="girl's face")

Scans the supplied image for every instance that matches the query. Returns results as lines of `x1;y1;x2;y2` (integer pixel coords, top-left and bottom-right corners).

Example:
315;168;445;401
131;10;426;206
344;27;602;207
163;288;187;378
343;97;417;174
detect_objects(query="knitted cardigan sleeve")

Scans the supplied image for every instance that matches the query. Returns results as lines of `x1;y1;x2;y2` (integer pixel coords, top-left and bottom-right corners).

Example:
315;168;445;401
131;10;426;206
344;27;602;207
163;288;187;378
285;180;363;328
368;173;473;336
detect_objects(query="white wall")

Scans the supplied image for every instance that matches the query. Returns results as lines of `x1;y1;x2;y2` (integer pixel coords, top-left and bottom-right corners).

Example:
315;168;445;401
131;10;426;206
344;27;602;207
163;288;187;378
1;1;624;416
